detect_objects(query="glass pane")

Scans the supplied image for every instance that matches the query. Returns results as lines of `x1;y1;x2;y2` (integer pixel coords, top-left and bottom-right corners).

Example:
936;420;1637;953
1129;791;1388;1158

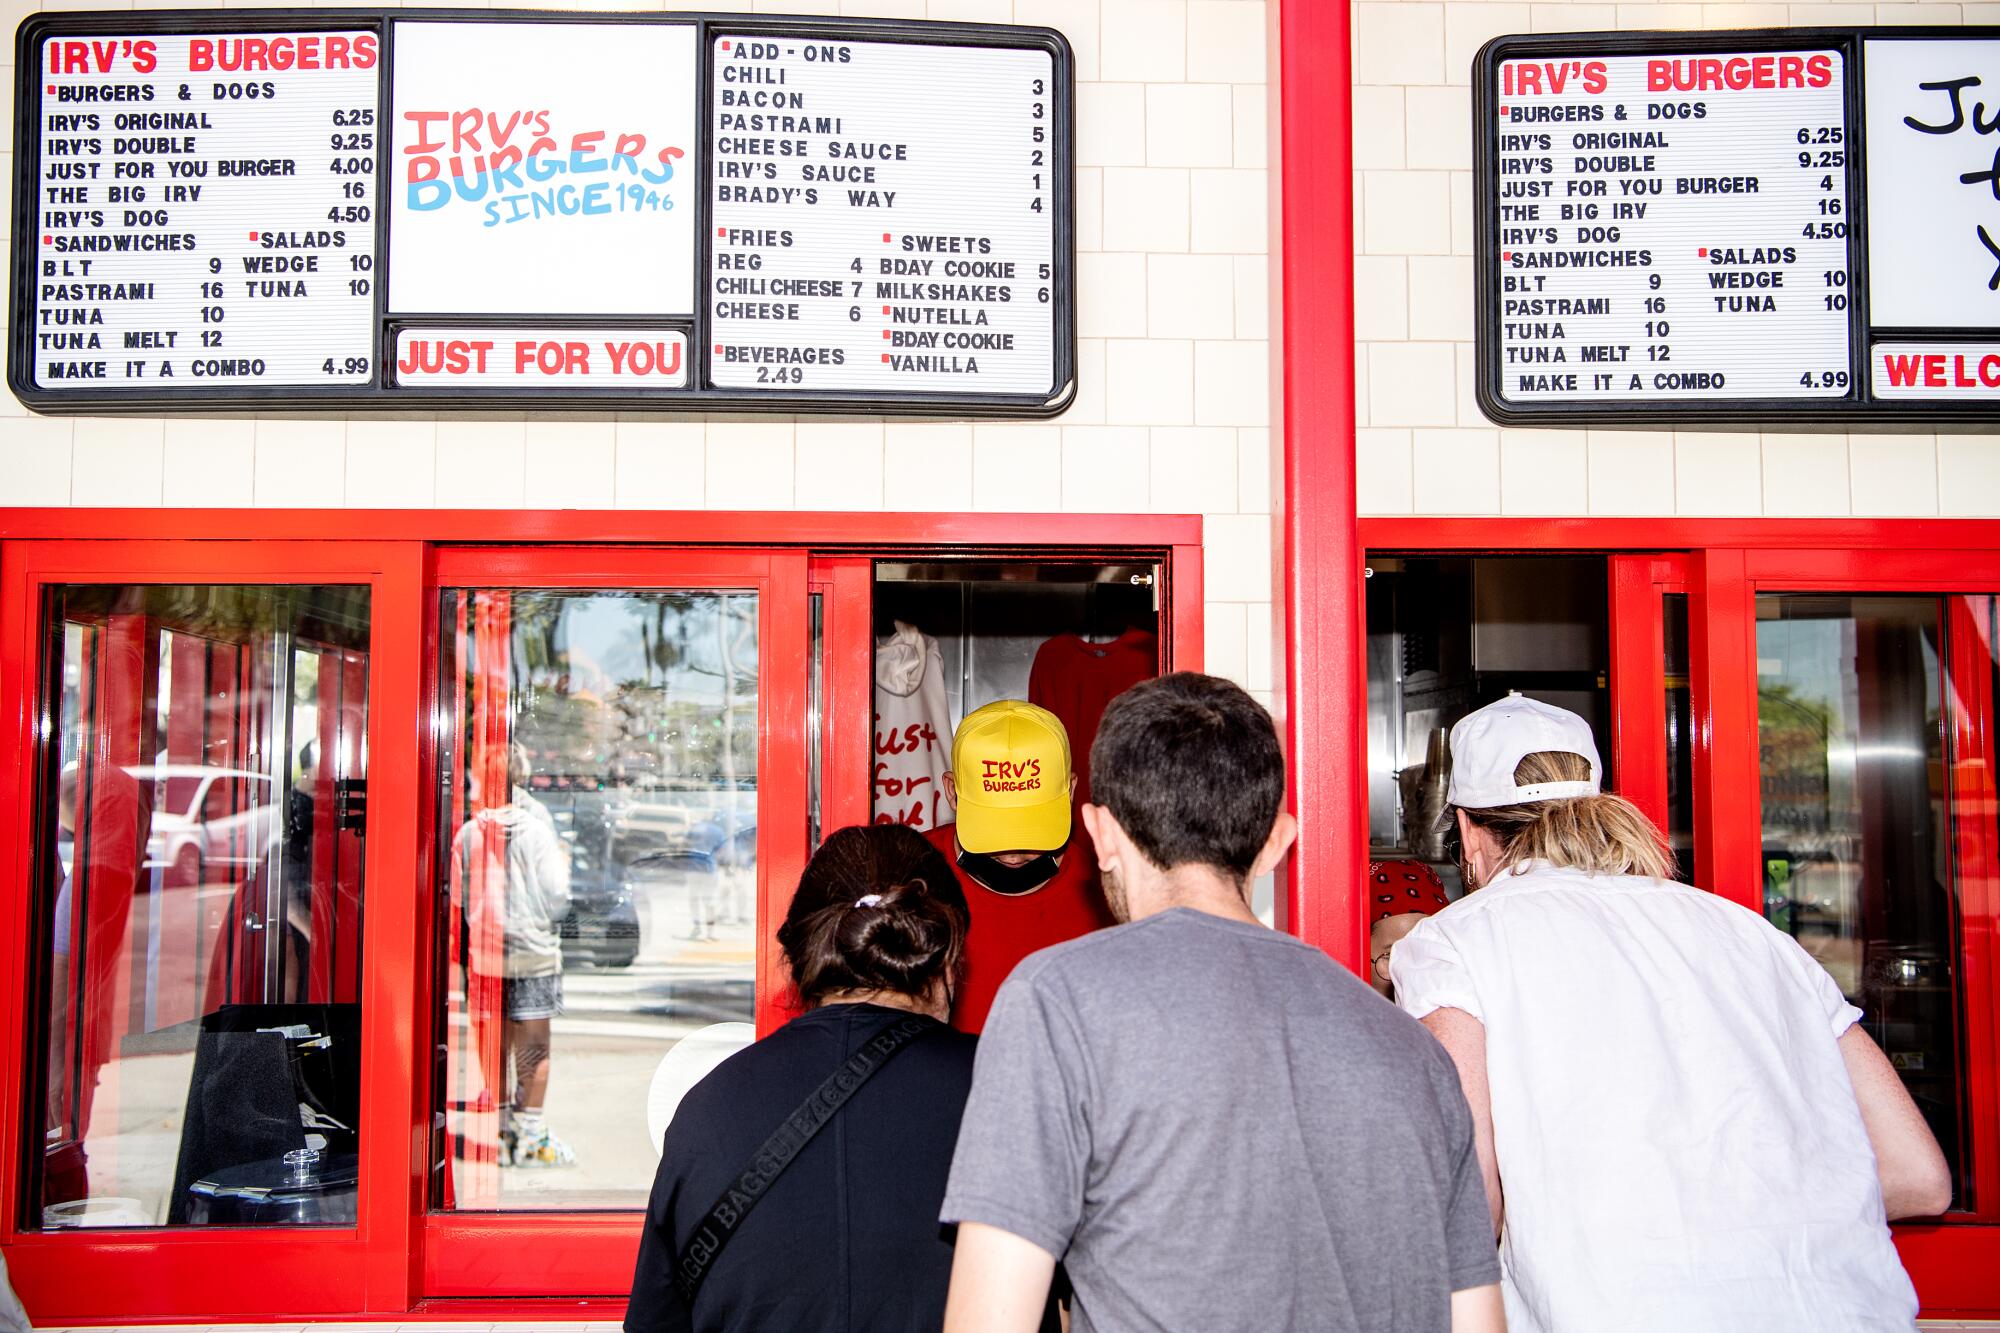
435;589;759;1211
33;585;370;1229
1756;594;1969;1204
1663;593;1696;884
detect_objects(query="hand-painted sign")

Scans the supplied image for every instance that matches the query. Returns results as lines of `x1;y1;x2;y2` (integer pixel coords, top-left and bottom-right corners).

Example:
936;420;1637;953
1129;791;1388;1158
388;22;698;318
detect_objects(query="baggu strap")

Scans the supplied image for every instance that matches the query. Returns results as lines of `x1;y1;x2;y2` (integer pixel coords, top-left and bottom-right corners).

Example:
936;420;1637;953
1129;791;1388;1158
672;1013;938;1306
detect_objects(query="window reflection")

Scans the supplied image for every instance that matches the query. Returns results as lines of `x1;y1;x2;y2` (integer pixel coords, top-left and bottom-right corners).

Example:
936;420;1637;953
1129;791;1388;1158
436;590;759;1211
1757;594;1971;1205
36;585;370;1228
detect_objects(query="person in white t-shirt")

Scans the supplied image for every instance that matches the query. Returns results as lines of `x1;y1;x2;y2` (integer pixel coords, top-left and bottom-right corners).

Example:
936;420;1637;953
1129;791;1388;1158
1391;693;1951;1333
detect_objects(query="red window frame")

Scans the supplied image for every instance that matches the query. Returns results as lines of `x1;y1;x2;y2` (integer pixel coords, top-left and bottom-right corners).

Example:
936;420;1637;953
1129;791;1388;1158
0;509;1201;1323
1607;553;1689;842
0;538;427;1320
421;545;811;1300
1730;547;2000;1309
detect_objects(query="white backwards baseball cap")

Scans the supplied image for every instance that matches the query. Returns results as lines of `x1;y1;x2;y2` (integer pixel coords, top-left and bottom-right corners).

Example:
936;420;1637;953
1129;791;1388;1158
1446;692;1602;809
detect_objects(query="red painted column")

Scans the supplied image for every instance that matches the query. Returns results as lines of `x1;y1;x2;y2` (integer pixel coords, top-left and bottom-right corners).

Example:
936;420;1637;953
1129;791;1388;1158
1269;0;1363;969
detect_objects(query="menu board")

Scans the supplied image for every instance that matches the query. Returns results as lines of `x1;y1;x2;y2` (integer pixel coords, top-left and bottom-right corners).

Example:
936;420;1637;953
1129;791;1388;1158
1492;49;1849;406
7;12;1074;415
707;35;1058;397
30;30;381;392
1475;30;2000;426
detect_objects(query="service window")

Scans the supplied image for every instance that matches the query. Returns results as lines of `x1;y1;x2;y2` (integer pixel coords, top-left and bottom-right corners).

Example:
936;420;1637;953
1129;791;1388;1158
28;584;370;1229
1364;555;1614;890
869;561;1161;832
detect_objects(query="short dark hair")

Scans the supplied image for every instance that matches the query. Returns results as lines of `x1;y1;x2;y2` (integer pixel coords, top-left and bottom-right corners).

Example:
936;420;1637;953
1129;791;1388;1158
1088;672;1285;882
777;824;970;1007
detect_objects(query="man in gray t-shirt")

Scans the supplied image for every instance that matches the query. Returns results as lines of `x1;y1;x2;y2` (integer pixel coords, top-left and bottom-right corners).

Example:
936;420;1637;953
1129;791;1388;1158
940;674;1503;1333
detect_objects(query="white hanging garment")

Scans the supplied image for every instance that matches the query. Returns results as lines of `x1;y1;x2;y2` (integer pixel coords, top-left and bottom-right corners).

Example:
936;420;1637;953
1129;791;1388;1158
873;621;955;831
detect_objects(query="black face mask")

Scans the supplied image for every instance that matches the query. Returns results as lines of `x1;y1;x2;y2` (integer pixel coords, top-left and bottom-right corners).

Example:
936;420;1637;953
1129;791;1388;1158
956;847;1061;897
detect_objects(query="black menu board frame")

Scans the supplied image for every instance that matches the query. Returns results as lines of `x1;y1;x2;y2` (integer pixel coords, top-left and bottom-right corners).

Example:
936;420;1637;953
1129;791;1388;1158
8;9;1076;416
1474;27;2000;427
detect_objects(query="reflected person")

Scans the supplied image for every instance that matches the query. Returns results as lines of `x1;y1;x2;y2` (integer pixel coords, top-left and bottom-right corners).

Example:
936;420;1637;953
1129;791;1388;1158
454;743;573;1168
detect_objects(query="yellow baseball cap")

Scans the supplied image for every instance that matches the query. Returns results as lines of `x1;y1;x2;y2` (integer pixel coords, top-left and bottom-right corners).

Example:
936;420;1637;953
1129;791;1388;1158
951;700;1073;855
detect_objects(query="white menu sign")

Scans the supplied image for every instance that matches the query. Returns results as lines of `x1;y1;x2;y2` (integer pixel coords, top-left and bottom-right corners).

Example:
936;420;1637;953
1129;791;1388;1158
32;30;380;389
1872;341;2000;398
1865;39;2000;329
388;22;699;317
394;326;688;387
707;35;1059;396
1491;50;1852;405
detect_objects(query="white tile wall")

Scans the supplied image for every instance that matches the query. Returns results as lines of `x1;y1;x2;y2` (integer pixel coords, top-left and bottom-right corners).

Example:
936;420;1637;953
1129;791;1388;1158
613;421;707;509
794;420;887;511
1939;435;2000;514
1104;166;1194;251
1849;435;1939;516
347;421;439;508
1585;430;1676;515
72;418;165;507
1080;253;1150;339
1763;433;1852;513
0;0;1277;691
435;421;528;509
526;422;617;509
1107;339;1196;424
706;420;796;509
1352;0;2000;518
1147;84;1235;167
883;421;975;510
972;422;1063;509
1357;426;1417;511
1499;428;1587;512
1062;424;1151;510
1413;427;1501;511
159;420;255;507
255;421;347;508
1672;431;1762;515
1188;1;1265;83
1151;425;1239;511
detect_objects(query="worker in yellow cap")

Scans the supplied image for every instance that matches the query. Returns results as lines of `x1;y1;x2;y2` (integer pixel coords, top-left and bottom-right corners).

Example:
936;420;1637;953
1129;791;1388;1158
923;701;1116;1031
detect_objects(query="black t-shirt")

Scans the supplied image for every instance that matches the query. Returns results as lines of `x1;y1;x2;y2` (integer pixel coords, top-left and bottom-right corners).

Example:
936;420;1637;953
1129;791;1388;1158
625;1003;983;1333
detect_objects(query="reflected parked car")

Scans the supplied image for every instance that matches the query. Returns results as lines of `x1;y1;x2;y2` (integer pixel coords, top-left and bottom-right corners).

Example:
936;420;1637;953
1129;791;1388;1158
561;872;642;970
124;765;280;881
532;784;643;970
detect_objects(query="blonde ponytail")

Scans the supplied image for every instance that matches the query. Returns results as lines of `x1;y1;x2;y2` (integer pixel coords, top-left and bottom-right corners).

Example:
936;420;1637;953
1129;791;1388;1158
1463;751;1678;881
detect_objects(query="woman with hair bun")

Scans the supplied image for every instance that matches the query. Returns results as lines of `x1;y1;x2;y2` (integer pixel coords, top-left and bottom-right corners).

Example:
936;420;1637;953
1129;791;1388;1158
628;824;1035;1333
